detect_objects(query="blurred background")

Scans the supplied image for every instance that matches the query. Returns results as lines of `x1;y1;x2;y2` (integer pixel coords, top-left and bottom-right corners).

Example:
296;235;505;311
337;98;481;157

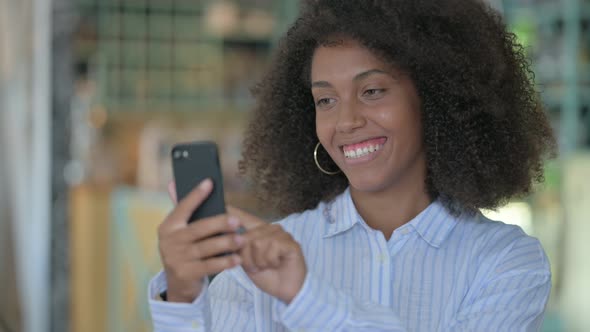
0;0;588;331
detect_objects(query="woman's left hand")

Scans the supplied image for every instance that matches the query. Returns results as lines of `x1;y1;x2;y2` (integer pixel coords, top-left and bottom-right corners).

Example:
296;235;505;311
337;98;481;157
228;206;307;304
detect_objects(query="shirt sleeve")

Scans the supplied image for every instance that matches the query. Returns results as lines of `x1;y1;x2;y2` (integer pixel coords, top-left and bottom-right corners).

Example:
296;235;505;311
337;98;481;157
207;269;257;330
445;236;551;332
148;270;211;331
273;271;408;331
148;268;256;331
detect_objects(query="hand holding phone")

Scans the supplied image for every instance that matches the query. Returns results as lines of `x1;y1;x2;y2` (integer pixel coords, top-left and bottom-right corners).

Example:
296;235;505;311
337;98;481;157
157;141;245;302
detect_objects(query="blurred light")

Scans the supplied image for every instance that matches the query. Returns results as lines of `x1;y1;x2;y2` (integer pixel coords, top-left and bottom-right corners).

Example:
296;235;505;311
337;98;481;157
205;1;239;37
88;105;108;129
242;9;275;38
511;15;537;49
482;202;534;235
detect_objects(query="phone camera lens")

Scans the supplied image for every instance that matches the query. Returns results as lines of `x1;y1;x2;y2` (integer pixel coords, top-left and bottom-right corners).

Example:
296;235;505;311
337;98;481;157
182;151;189;158
173;150;182;159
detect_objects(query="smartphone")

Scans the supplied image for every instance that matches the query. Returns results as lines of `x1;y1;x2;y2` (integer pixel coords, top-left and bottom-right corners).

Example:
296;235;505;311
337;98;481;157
171;141;226;223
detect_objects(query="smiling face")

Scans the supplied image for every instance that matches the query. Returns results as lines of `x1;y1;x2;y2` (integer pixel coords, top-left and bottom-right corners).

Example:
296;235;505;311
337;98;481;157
311;38;426;194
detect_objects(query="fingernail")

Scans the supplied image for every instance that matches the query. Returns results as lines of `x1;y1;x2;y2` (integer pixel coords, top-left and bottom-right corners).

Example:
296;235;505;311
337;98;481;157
228;217;239;227
199;178;213;190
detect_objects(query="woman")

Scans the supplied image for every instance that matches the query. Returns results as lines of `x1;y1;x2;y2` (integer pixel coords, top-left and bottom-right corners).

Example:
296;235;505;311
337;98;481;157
149;0;556;330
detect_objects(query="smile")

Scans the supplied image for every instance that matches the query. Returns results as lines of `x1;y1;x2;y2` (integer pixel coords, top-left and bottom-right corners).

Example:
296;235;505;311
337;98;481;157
342;137;387;159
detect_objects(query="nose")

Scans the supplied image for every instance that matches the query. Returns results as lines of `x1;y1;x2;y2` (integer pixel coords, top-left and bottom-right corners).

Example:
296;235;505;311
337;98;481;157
335;101;365;133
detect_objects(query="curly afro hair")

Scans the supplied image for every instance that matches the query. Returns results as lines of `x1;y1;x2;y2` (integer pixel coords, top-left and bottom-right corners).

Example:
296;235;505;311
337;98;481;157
239;0;556;216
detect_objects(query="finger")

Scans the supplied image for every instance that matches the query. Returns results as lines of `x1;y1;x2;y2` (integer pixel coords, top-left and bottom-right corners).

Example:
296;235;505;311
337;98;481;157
177;214;241;243
240;225;281;271
239;239;256;273
254;231;298;271
199;254;242;276
265;240;282;268
250;226;283;269
252;239;272;269
192;233;245;259
227;206;267;230
164;179;213;230
168;181;178;204
242;223;283;244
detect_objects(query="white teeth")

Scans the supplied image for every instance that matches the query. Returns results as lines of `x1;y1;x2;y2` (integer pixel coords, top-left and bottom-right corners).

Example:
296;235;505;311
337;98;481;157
344;144;383;159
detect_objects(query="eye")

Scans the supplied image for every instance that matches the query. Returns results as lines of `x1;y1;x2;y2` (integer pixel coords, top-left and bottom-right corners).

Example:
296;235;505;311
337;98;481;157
316;97;336;107
363;88;385;97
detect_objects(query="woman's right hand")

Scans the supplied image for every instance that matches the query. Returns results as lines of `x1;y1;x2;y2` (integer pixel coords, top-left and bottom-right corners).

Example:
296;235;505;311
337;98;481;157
157;178;245;303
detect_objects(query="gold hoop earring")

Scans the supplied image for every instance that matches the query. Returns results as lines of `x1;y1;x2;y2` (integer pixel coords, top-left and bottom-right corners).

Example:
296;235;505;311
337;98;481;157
314;142;341;175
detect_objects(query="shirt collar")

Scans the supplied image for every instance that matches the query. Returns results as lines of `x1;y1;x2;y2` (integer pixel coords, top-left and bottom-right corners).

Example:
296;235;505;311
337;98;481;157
322;187;360;238
404;199;460;248
322;188;460;248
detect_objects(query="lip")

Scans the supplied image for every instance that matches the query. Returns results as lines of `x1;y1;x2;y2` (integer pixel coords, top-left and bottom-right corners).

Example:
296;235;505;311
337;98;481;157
338;136;388;166
338;136;388;149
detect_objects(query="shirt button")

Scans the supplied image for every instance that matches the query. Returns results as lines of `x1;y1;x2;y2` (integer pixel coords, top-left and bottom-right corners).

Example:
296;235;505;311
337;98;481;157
400;228;410;235
191;321;200;329
323;206;335;224
379;254;387;263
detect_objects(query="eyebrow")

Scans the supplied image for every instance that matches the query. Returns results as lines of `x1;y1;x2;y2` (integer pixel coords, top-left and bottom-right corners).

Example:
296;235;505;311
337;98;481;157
311;69;389;88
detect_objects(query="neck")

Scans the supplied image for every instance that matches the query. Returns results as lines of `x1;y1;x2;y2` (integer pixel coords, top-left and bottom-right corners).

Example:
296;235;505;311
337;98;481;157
349;171;431;241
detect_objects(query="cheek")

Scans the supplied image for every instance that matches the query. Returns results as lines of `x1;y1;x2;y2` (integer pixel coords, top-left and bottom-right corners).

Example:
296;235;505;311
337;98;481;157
398;114;424;154
374;109;395;125
373;101;422;137
370;105;403;133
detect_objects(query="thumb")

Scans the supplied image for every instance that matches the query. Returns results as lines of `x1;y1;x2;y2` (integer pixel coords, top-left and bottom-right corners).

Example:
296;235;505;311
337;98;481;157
226;205;266;230
167;181;178;204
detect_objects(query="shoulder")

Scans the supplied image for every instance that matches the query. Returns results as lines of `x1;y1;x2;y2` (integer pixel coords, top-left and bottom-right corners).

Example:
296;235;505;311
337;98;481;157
455;212;550;277
271;200;328;240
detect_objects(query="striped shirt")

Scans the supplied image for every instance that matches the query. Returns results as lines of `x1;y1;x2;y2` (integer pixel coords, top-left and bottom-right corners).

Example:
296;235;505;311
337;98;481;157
148;187;551;331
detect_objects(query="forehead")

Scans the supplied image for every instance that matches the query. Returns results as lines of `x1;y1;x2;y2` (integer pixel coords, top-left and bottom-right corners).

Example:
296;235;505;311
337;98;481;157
310;38;391;80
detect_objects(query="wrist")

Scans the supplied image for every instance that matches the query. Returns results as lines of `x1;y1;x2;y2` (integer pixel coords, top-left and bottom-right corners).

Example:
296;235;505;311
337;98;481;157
164;279;204;303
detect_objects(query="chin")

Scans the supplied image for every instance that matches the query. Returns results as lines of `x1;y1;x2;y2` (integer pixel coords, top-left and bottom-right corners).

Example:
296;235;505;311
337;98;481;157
346;173;390;193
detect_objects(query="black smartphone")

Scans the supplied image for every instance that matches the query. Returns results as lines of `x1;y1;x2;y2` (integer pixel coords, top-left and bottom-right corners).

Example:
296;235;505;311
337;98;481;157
171;141;226;223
